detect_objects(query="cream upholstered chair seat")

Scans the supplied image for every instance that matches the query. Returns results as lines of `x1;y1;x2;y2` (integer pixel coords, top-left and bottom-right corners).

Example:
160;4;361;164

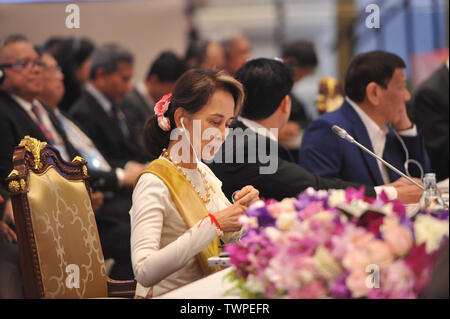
7;136;135;298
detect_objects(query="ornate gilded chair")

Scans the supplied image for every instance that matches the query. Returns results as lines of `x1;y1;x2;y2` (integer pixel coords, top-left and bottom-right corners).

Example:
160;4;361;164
6;136;136;298
316;76;344;115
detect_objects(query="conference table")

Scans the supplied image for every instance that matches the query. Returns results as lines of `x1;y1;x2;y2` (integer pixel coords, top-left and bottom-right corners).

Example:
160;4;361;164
155;268;239;299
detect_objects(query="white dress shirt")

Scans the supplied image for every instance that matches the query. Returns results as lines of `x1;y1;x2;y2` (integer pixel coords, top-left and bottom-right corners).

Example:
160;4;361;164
346;97;417;184
12;95;69;161
86;83;113;115
240;115;401;200
238;116;278;142
130;158;241;297
346;97;420;199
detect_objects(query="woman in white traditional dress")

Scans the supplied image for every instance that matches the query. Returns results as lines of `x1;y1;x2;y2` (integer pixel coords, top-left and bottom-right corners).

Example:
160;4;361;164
130;68;259;298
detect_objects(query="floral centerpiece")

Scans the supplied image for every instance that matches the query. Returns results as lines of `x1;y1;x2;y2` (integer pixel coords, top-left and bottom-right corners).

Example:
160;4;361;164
225;187;449;299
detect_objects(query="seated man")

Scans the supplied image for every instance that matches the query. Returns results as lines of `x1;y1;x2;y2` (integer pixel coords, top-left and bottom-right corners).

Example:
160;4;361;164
208;58;422;203
299;50;430;186
184;39;226;71
120;51;186;150
412;60;449;181
0;35;135;280
279;40;317;160
38;49;142;280
220;32;252;76
70;43;149;168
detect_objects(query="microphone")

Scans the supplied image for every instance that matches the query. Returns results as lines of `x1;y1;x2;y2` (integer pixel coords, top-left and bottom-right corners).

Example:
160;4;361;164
331;125;424;190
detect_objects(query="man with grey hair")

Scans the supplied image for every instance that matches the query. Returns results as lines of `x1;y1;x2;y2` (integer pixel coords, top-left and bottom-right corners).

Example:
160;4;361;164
0;34;69;297
0;34;79;182
220;32;252;76
70;43;148;167
0;36;139;281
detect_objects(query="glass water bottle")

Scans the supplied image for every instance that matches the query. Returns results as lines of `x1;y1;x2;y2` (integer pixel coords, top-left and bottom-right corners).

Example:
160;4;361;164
419;173;447;211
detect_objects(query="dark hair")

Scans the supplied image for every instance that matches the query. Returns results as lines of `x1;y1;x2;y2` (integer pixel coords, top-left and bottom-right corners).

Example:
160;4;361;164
282;40;318;69
42;37;65;57
50;37;95;112
146;51;187;83
235;58;293;120
184;39;209;68
89;43;134;80
143;68;244;159
344;50;406;102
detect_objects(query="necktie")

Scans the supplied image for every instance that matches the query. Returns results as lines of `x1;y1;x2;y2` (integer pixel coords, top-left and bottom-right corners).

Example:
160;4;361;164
31;104;55;144
110;104;130;139
55;112;111;172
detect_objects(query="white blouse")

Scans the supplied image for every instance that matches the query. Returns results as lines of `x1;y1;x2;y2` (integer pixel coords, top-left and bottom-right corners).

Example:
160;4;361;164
129;158;241;297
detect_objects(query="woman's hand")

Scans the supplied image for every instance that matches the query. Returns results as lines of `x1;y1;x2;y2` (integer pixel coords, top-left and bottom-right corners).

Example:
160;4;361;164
233;185;260;207
213;203;247;232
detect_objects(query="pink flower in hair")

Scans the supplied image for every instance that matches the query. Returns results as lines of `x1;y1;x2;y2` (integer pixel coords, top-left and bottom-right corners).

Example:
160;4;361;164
154;93;172;131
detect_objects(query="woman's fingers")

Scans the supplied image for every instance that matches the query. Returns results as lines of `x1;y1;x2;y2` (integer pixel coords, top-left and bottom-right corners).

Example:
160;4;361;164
236;188;259;207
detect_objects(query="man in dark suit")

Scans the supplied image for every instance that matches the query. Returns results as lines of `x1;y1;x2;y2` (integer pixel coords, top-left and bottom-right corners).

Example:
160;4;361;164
0;36;135;280
412;61;449;181
0;35;78;184
208;58;423;204
299;51;430;187
120;51;186;149
280;41;317;160
37;49;142;280
70;43;149;168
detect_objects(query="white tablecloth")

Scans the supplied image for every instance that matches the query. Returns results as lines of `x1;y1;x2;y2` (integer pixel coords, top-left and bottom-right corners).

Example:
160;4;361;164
155;268;240;299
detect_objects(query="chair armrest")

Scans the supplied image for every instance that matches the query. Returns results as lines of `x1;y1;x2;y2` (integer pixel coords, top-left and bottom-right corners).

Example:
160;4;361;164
107;278;137;298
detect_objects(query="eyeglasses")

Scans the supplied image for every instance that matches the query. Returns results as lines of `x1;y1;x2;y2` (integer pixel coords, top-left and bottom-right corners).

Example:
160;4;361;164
0;58;45;70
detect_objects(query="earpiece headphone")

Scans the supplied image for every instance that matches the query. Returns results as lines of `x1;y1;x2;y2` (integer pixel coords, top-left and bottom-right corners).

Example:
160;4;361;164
180;117;200;163
391;126;425;180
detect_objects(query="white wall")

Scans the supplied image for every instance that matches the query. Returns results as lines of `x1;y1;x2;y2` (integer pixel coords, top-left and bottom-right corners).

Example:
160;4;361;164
0;0;188;83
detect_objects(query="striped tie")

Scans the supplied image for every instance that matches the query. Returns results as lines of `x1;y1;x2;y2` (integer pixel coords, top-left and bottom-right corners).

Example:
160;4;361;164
31;104;55;144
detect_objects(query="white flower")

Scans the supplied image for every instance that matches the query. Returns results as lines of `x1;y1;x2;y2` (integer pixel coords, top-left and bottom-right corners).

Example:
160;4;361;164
248;200;266;210
305;187;317;196
298;270;315;284
244;274;266;294
414;214;449;253
311;211;335;223
338;200;371;218
280;198;296;212
380;202;394;216
265;226;282;241
316;189;329;199
313;245;343;279
239;215;258;229
328;189;346;207
276;211;297;230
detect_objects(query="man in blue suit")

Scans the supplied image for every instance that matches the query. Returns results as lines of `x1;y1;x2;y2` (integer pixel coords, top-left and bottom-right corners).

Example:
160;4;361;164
299;51;430;187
